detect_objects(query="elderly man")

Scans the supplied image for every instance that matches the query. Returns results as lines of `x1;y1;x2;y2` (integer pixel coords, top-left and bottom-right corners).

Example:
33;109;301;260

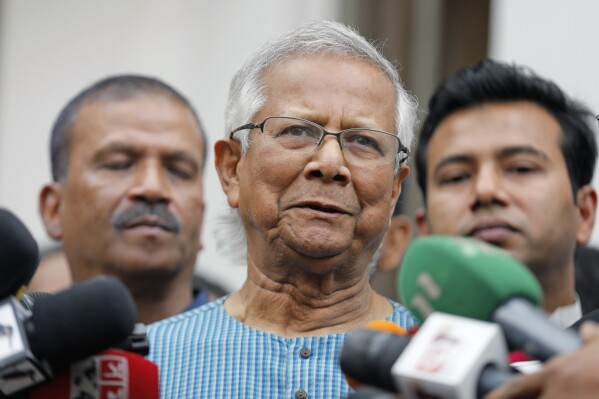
39;75;211;324
414;60;597;326
148;21;417;397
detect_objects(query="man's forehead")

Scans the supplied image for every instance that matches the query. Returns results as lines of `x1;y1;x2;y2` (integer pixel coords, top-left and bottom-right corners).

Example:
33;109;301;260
70;99;204;153
258;55;396;130
429;102;562;154
77;97;199;131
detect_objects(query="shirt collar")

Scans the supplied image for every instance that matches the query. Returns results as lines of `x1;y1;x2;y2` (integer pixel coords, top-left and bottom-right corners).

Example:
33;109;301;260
549;294;582;327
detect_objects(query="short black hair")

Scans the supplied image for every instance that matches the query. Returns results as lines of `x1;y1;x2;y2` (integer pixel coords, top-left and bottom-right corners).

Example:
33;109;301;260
575;245;599;315
50;74;208;181
416;59;597;201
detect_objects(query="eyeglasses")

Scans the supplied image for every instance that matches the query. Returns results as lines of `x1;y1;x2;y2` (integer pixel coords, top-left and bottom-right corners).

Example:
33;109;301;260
230;116;409;166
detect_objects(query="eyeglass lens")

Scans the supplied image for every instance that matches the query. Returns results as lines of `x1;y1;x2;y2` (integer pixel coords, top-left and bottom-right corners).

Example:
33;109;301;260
260;117;403;166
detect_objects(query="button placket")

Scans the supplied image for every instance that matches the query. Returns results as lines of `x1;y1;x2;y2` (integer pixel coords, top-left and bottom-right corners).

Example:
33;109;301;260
299;347;311;359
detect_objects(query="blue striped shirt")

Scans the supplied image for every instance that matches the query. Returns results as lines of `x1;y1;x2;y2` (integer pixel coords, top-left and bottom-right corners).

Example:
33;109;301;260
148;296;416;398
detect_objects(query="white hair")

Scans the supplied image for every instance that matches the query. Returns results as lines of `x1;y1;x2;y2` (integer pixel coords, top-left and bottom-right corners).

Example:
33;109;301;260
216;20;418;262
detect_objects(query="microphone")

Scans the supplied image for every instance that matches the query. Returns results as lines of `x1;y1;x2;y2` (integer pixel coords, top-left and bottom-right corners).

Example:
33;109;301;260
19;291;149;356
341;312;514;398
393;312;512;398
341;321;409;392
26;349;159;399
18;293;51;312
0;277;136;396
0;209;39;299
568;308;599;332
398;235;582;361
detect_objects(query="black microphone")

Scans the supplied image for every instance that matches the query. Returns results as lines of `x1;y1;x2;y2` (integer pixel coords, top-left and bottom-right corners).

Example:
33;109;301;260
568;308;599;332
19;291;149;356
0;209;39;299
0;277;136;396
341;329;410;392
18;292;51;312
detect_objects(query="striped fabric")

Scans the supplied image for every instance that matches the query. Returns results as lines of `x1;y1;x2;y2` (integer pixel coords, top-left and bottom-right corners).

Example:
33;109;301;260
148;296;416;398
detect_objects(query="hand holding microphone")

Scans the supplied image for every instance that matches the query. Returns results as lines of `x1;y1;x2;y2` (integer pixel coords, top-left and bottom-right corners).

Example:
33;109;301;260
485;321;599;399
398;236;582;361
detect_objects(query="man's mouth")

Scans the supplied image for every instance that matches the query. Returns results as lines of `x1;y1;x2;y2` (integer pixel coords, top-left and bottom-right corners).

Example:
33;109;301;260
305;204;344;214
122;216;176;232
467;221;517;243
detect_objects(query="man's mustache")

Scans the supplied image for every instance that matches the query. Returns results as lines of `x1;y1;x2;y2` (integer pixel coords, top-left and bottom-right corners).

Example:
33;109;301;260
112;202;181;233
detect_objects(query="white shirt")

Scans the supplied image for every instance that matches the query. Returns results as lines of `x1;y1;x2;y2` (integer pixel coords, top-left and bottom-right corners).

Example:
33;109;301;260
549;294;582;327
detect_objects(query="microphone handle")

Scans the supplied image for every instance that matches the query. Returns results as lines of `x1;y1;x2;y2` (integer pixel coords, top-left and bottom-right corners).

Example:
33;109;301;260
493;298;581;361
476;365;513;398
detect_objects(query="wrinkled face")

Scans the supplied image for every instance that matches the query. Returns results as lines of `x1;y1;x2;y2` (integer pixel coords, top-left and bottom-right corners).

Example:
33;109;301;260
57;96;205;280
231;55;407;273
420;101;583;273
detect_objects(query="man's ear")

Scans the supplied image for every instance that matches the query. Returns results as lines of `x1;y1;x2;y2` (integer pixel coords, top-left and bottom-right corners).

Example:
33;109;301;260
414;207;430;236
39;183;64;240
575;184;597;244
214;139;242;208
391;166;410;209
377;215;412;272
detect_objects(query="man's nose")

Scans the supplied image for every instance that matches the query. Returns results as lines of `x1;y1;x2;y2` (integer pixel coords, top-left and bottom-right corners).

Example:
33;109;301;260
128;160;172;202
472;165;508;209
303;136;351;185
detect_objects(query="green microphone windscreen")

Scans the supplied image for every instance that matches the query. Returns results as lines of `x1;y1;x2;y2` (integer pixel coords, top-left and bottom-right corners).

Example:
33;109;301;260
398;235;543;323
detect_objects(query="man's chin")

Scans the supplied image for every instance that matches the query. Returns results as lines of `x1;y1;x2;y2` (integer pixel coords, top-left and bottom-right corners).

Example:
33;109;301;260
104;252;183;276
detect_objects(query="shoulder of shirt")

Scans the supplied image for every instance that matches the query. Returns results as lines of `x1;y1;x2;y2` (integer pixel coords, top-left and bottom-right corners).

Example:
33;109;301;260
387;298;418;326
148;295;228;330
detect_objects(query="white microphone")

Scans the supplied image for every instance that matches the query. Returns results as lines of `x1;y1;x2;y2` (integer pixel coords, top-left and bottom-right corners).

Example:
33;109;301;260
393;312;512;399
0;297;50;395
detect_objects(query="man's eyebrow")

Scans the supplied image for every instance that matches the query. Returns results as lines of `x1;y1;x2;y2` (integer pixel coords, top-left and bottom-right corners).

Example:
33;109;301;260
433;154;474;175
432;145;550;175
93;142;136;157
498;145;549;161
93;143;201;166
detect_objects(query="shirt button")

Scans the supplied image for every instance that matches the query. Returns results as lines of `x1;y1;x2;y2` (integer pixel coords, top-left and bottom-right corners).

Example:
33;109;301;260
299;347;311;359
295;389;308;399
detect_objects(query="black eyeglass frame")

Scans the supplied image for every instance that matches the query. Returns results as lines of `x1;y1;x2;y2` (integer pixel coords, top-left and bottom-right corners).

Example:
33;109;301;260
230;116;410;164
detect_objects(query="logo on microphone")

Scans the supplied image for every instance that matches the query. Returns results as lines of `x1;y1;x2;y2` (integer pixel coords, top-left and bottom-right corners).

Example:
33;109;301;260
415;328;460;374
71;352;129;399
0;324;14;347
0;301;25;358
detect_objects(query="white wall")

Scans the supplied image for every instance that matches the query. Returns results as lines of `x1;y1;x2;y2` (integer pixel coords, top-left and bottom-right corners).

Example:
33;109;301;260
489;0;599;245
0;0;341;292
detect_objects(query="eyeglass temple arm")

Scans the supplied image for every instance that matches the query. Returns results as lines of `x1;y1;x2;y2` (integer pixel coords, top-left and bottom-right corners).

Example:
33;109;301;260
399;145;410;163
229;123;260;139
